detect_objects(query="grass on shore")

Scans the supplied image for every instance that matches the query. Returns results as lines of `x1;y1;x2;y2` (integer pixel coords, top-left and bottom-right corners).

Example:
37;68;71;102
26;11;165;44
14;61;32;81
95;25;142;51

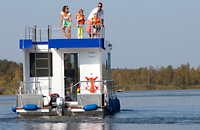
0;87;17;95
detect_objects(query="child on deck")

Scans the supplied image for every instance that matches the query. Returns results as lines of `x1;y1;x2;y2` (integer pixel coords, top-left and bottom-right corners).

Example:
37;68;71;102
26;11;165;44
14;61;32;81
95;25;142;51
91;13;101;38
76;9;86;39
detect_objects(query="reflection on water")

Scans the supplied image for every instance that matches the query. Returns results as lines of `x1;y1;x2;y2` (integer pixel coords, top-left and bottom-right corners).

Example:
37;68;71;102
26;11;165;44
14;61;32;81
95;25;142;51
22;123;110;130
1;89;200;130
25;122;109;130
29;116;111;130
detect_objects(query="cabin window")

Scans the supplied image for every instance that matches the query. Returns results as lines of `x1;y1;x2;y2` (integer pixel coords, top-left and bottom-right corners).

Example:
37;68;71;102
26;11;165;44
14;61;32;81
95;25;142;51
30;53;53;77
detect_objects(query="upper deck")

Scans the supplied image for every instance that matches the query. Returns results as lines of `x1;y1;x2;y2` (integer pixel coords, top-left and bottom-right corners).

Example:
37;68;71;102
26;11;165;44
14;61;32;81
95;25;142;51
19;25;105;49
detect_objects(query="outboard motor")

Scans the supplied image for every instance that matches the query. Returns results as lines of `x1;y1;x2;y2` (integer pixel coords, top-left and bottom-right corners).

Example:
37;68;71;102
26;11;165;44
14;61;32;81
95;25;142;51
50;93;59;107
56;97;65;116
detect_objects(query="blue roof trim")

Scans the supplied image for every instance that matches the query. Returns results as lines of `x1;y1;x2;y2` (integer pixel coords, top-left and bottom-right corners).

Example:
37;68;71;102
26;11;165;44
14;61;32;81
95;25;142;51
19;39;32;49
19;39;104;49
48;38;104;48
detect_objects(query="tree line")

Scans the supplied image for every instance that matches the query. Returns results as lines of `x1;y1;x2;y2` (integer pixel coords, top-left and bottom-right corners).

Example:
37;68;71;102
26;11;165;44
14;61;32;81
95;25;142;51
112;63;200;91
0;59;23;95
0;59;200;94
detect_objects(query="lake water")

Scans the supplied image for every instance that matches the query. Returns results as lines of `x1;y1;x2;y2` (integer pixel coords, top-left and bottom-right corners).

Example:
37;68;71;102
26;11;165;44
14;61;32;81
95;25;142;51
1;90;200;130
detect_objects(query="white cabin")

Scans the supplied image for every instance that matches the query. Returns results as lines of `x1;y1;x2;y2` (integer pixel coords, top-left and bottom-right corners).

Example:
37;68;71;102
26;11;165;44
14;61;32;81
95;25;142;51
19;25;113;100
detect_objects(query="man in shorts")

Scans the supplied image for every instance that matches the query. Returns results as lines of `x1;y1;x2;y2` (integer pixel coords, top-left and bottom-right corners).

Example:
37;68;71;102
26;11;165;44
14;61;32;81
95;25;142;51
86;3;104;38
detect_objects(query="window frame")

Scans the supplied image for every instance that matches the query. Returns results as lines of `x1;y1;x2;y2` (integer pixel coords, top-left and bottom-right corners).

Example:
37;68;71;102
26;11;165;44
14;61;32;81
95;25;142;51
29;53;53;77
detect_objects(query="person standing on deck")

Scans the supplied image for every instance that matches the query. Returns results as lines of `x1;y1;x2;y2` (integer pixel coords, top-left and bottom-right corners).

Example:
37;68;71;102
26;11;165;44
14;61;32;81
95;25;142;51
86;3;104;38
76;9;86;39
59;6;74;39
91;13;101;38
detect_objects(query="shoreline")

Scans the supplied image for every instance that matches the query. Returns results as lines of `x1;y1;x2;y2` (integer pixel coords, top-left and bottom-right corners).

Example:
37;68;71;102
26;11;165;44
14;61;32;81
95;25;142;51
115;85;200;92
1;85;200;95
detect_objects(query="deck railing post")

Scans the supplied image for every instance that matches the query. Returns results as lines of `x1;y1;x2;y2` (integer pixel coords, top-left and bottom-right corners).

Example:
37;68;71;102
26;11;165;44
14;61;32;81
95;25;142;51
25;26;27;39
29;27;31;39
34;25;37;91
34;25;36;42
48;25;51;96
40;29;41;42
48;25;50;40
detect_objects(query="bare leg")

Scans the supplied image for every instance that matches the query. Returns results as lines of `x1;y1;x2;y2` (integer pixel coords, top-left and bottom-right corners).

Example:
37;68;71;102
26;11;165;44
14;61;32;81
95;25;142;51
62;26;68;39
86;21;92;38
68;27;71;39
92;28;97;38
91;29;95;39
95;32;97;38
97;26;100;38
89;33;92;38
93;32;95;38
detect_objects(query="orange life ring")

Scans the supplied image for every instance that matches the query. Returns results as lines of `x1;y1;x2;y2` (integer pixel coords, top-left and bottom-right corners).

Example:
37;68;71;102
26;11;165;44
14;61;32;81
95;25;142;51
85;76;98;93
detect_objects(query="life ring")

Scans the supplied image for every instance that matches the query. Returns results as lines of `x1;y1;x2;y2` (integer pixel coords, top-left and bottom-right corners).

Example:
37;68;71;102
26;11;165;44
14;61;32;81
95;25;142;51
85;76;99;93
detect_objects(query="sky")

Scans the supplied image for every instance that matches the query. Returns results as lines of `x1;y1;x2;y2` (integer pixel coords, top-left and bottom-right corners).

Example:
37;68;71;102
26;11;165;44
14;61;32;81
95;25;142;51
1;0;200;69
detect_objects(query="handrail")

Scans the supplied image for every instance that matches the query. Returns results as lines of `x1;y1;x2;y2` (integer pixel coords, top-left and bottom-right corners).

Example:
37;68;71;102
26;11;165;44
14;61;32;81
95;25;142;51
65;80;113;88
24;25;105;41
77;79;116;99
17;81;42;95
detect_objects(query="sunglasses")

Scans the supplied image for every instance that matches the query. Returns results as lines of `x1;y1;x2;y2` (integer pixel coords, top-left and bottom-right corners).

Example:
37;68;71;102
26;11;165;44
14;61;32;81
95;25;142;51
65;8;69;9
98;6;102;7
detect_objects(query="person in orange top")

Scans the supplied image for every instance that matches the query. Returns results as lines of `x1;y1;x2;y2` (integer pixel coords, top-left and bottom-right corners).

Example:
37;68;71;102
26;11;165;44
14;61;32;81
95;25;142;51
76;9;86;39
91;13;101;38
86;3;104;38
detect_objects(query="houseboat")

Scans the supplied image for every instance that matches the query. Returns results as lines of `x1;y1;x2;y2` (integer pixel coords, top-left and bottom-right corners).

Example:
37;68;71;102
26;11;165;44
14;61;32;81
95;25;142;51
12;25;120;116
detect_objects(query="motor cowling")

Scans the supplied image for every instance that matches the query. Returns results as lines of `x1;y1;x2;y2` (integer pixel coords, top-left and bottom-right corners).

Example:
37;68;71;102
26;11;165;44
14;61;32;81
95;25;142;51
56;97;65;116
